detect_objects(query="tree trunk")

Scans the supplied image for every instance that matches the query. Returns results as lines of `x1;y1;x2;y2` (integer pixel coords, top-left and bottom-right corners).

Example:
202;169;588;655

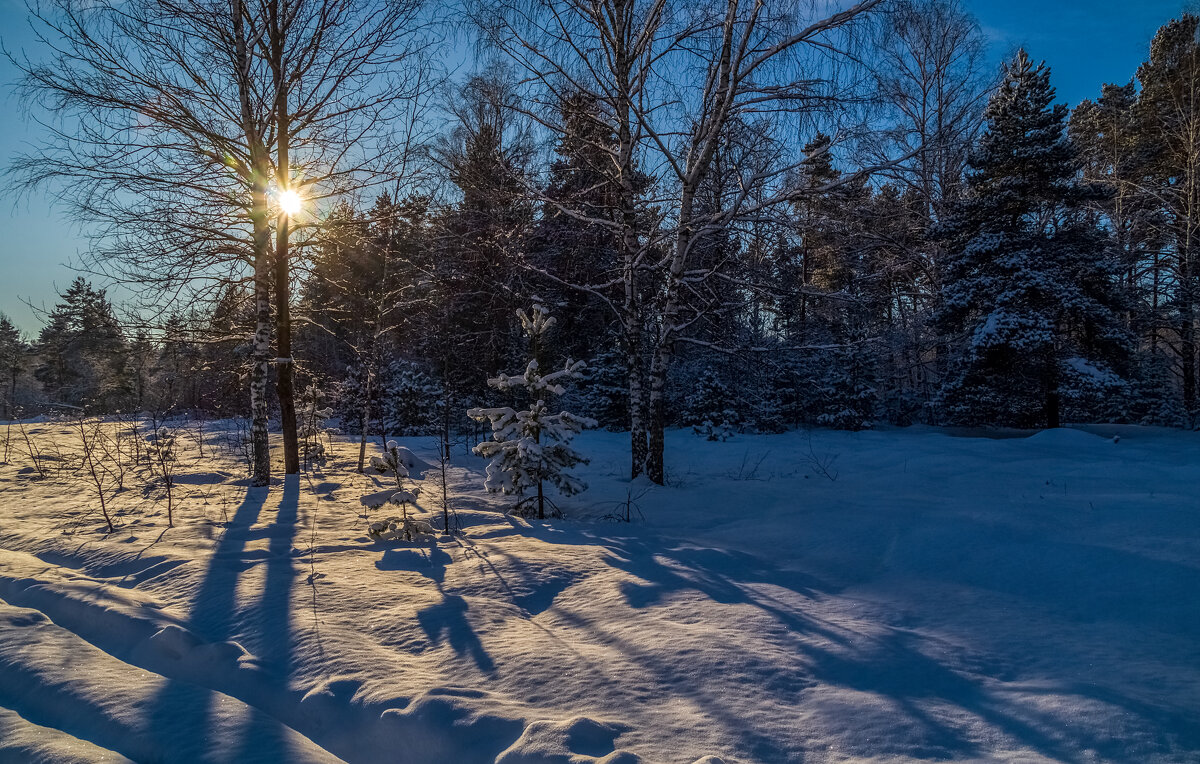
1044;364;1061;429
645;184;700;485
275;216;299;474
625;315;647;479
612;11;647;480
1182;243;1196;419
356;362;373;473
645;337;672;484
1182;301;1196;418
250;207;272;487
272;27;299;475
233;0;271;487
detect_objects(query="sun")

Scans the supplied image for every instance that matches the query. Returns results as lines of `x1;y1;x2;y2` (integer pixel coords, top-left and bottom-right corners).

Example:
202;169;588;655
278;189;302;216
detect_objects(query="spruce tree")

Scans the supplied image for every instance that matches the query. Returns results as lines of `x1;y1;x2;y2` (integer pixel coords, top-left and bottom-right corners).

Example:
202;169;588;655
936;51;1132;428
468;304;595;520
35;278;129;410
0;315;26;419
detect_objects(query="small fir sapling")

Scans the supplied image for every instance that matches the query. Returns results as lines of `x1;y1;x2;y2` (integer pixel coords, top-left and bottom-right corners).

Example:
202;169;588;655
362;440;433;541
467;304;597;519
298;384;338;469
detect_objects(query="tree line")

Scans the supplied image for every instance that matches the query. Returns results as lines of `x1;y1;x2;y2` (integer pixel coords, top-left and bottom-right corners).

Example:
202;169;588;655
4;1;1199;485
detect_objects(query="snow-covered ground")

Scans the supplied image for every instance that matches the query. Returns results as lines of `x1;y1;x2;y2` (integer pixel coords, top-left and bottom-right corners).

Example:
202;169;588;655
0;421;1197;763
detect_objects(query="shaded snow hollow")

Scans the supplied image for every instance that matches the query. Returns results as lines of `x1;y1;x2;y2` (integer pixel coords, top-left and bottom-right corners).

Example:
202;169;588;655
0;422;1197;762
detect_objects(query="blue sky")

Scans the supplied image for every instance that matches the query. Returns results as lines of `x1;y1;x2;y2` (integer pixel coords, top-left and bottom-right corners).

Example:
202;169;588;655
0;0;1189;334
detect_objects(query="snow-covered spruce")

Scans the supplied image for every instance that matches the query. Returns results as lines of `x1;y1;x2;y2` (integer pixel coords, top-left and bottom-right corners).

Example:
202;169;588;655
468;304;597;519
934;50;1133;428
365;515;435;542
361;440;432;540
682;368;740;441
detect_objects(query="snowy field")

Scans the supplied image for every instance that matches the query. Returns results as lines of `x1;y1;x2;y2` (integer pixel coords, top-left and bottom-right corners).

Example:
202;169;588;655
0;422;1197;763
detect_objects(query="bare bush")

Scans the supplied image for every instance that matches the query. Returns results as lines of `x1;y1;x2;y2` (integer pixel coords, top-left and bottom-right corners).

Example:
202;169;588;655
74;415;119;533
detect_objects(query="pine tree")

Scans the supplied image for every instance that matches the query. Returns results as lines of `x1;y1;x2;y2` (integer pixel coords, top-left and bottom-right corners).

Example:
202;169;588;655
431;74;534;407
0;315;26;419
936;51;1132;428
35;278;129;410
525;92;625;366
811;345;879;431
155;313;199;410
379;360;443;436
467;304;596;519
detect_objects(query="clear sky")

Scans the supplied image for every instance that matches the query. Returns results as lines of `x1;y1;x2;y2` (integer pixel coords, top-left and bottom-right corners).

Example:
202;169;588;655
0;0;1190;335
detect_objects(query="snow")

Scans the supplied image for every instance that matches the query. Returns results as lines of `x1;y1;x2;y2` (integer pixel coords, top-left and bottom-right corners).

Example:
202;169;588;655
0;420;1197;762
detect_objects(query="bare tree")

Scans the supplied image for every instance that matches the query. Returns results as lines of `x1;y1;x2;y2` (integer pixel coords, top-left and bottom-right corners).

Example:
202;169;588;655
476;0;883;482
866;0;990;408
262;0;439;473
8;0;438;483
874;0;989;221
471;0;675;479
146;413;178;527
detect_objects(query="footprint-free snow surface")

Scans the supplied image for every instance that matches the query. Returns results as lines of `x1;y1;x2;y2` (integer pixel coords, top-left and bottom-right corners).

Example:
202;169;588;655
0;423;1196;763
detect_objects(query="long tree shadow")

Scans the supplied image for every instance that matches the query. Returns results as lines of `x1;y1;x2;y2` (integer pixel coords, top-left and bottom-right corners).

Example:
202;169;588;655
505;522;1192;763
375;539;496;674
234;473;301;757
143;484;267;756
142;476;305;760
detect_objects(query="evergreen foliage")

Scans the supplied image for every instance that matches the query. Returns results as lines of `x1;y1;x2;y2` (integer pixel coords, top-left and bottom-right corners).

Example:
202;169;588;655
468;304;596;519
35;278;129;410
935;51;1133;428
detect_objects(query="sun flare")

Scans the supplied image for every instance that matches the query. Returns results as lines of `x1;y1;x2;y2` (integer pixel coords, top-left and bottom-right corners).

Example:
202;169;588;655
278;189;302;216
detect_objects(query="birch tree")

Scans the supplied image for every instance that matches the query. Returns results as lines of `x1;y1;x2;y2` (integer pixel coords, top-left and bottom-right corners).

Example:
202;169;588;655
641;0;882;482
476;0;880;482
9;0;436;482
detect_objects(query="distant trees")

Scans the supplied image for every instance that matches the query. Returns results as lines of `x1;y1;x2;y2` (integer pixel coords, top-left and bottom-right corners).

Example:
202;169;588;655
14;0;1200;492
0;316;26;418
474;0;885;482
35;278;128;410
1130;15;1200;419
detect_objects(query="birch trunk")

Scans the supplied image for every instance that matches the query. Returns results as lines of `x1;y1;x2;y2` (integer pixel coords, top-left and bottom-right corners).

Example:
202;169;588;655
250;196;273;486
234;0;272;486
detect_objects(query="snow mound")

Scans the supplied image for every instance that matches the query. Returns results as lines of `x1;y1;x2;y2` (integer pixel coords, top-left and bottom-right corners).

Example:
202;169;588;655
496;716;639;763
0;705;134;763
1024;426;1111;448
390;444;430;479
